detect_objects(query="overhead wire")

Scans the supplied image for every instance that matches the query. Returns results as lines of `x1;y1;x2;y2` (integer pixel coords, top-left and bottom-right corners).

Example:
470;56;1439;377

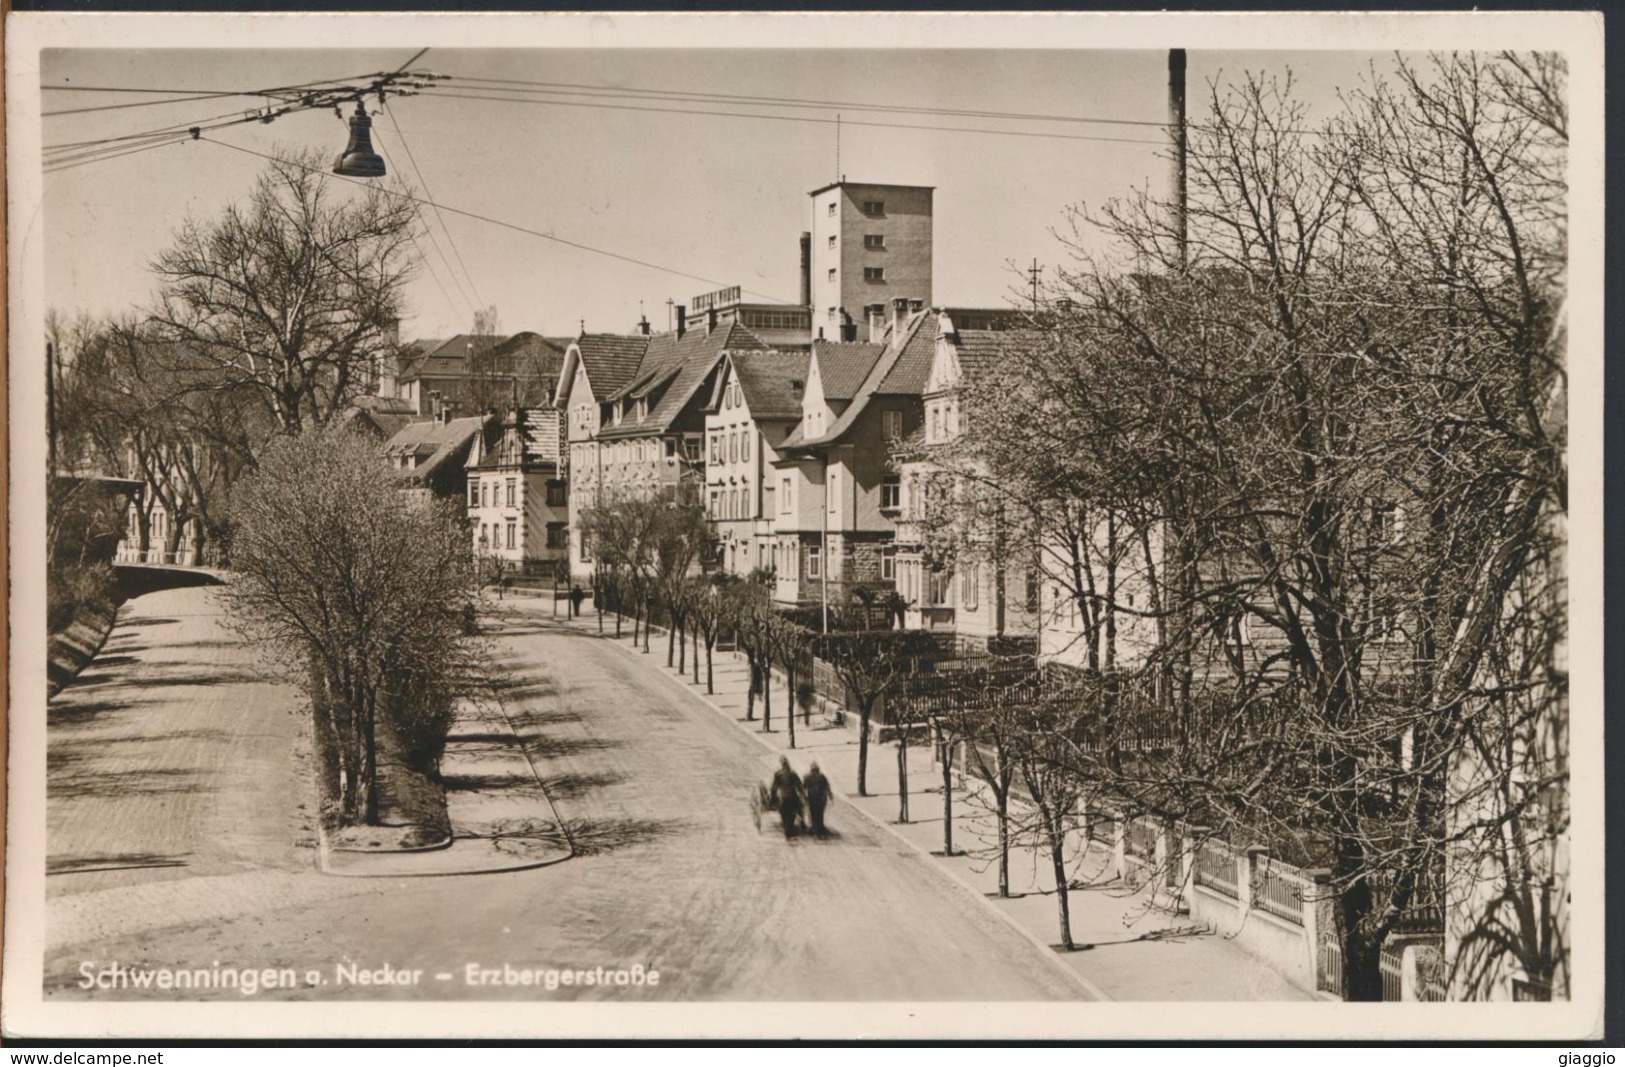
203;134;796;304
417;88;1169;147
44;136;192;174
41;70;406;118
450;74;1173;130
367;113;476;322
444;72;1325;136
381;98;485;312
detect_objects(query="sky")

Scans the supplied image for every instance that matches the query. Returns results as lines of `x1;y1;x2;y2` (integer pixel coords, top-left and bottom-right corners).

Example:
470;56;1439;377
42;47;1406;343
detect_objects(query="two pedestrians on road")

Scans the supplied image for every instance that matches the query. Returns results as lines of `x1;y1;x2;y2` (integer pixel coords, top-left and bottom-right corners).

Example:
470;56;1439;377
764;757;831;839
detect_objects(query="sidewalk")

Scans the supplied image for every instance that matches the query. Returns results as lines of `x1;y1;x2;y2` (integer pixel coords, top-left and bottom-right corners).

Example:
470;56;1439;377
544;602;1313;1002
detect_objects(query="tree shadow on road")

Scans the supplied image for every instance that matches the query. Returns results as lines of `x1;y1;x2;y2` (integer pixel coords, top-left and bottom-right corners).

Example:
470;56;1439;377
542;816;688;856
47;765;209;800
47;851;191;875
535;771;625;801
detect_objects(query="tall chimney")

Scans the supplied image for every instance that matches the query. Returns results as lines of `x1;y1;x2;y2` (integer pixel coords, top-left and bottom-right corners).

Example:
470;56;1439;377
674;304;687;340
867;303;886;343
799;231;812;307
707;306;719;335
1169;48;1188;273
638;314;651;336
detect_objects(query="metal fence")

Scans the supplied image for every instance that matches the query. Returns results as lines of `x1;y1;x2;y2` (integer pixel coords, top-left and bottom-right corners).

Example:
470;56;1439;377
1252;856;1308;926
1317;937;1344;998
1124;817;1158;862
1380;945;1404;1002
1193;838;1238;898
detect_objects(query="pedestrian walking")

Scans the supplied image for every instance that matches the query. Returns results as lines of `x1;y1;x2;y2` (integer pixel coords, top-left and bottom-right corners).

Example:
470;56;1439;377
768;756;804;838
569;583;585;617
803;761;831;836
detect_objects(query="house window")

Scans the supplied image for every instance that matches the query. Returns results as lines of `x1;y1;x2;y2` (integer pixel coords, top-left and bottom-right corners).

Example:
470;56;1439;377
506;521;517;549
883;410;902;439
828;268;837;282
864;234;885;250
741;432;750;463
807;544;822;580
479;523;488;547
828;234;837;249
781;477;793;514
928;568;950;606
881;550;896;582
710;490;720;518
1024;569;1041;613
481;482;490;508
827;307;837;322
547;524;567;549
864;266;885;282
881;476;901;511
469;481;480;507
827;201;837;217
505;479;516;507
547;481;567;507
961;564;979;612
666;438;678;458
685;438;703;462
862;200;885;216
711;434;721;465
827;470;838;513
729;433;738;464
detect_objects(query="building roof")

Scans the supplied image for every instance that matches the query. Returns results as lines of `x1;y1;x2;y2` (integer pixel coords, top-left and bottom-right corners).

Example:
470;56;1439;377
473;407;565;470
596;320;770;441
726;350;810;420
812;342;885;402
572;332;652;400
383;414;491;481
874;309;941;395
398;331;569;384
792;309;936;450
807;179;937;198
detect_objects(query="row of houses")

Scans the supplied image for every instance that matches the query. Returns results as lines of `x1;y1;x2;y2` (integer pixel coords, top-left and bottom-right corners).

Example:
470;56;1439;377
111;178;1147;663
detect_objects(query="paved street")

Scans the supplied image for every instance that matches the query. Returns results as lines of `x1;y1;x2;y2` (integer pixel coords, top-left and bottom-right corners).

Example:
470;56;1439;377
44;587;1082;1002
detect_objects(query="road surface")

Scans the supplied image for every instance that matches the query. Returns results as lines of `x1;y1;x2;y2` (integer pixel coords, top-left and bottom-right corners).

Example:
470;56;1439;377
44;588;1082;1002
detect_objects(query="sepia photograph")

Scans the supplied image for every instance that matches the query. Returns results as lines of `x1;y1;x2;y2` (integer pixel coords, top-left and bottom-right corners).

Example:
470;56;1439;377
4;11;1605;1042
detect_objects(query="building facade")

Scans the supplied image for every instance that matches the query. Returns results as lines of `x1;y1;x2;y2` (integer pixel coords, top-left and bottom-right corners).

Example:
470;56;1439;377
702;349;810;577
807;181;934;343
465;405;569;575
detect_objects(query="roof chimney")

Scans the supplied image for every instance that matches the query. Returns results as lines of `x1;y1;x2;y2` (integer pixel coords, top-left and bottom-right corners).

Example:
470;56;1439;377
799;231;812;307
638;315;651;336
891;297;910;337
674;304;686;340
867;303;887;344
707;306;719;335
839;308;857;343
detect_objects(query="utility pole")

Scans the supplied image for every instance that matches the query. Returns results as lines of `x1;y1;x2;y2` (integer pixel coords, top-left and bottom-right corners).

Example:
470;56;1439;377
46;341;57;477
1028;258;1043;311
835;114;841;183
1169;48;1189;273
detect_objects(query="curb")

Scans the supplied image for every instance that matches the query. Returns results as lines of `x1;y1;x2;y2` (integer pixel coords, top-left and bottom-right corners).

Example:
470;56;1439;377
573;612;1111;1003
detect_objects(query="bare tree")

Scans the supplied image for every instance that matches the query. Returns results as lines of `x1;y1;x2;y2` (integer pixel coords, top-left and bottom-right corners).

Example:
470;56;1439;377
148;147;420;435
935;53;1566;999
224;424;476;826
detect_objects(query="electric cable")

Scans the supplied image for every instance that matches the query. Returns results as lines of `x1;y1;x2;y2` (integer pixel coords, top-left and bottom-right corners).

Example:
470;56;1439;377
382;98;485;311
417;88;1168;147
203;135;796;304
